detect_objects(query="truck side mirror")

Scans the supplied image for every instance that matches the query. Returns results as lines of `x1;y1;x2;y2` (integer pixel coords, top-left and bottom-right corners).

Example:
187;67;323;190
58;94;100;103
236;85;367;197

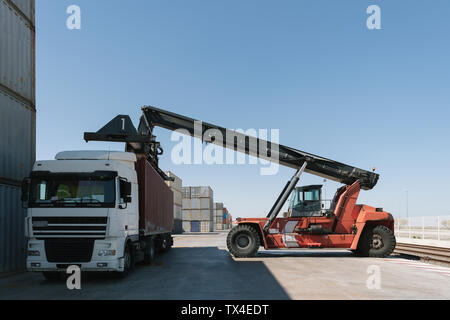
119;180;132;207
21;178;30;202
120;180;132;198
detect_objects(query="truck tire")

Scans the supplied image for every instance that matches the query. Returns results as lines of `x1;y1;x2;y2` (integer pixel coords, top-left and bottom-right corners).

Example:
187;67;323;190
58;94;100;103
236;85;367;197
227;225;260;258
42;272;60;281
143;239;155;265
158;235;171;253
116;242;133;278
358;225;396;258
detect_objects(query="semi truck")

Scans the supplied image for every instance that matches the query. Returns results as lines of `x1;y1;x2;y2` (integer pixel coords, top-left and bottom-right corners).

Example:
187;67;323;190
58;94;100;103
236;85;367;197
21;149;174;280
86;106;395;259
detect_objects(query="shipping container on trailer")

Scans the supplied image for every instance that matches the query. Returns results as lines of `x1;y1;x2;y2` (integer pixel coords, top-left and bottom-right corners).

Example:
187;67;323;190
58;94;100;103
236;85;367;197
136;158;174;235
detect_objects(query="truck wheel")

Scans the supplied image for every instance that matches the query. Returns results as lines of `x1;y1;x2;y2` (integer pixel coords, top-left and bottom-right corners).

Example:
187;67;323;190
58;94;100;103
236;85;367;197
227;225;260;258
159;235;171;253
359;225;396;258
116;243;133;278
143;239;155;265
42;272;60;281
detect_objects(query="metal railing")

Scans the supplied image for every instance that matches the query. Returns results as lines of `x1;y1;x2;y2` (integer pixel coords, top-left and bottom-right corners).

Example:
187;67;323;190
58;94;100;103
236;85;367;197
394;216;450;241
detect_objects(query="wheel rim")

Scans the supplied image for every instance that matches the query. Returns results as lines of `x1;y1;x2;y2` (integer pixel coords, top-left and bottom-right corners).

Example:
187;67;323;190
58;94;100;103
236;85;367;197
236;234;250;249
370;234;384;250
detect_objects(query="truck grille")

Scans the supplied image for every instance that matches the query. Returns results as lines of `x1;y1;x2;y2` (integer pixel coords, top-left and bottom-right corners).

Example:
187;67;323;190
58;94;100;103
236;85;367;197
32;217;107;239
45;239;95;263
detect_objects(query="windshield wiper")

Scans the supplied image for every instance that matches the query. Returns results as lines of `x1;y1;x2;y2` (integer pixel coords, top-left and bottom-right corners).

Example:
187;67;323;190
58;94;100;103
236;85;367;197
52;198;81;204
81;198;102;203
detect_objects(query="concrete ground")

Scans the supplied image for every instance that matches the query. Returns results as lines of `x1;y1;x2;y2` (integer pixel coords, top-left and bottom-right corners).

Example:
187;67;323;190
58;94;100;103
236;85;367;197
0;231;449;300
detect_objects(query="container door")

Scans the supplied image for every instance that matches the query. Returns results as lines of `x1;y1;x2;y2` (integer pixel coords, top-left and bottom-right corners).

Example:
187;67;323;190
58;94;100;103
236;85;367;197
190;221;200;232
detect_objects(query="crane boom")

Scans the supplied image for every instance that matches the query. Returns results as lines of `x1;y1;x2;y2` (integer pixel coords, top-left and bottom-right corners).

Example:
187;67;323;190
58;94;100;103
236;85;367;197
139;106;379;190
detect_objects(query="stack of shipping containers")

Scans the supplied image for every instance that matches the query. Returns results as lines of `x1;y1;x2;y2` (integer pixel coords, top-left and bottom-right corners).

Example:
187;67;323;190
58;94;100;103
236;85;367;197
0;0;36;273
213;203;224;230
213;203;232;230
181;186;213;232
165;171;182;234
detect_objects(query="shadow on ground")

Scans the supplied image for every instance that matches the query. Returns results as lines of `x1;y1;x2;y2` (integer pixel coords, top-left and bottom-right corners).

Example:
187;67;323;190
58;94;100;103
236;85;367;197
0;247;291;300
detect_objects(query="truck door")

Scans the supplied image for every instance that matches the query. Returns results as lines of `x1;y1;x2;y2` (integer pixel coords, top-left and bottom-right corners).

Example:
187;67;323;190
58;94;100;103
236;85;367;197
118;178;138;234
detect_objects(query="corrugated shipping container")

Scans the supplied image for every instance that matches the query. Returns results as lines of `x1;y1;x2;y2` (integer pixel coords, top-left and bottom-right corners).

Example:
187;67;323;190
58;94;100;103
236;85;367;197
173;219;182;234
200;221;212;232
190;186;213;198
182;209;198;220
181;187;191;198
200;209;212;220
0;0;35;103
135;158;174;234
0;184;26;272
0;90;35;182
174;204;182;220
187;198;200;209
0;0;35;273
214;202;223;210
182;221;191;232
200;197;212;209
190;221;200;232
173;189;182;206
182;209;212;221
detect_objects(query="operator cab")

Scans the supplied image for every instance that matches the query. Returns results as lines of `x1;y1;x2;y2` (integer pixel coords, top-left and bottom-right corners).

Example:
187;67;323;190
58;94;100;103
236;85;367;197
288;185;324;217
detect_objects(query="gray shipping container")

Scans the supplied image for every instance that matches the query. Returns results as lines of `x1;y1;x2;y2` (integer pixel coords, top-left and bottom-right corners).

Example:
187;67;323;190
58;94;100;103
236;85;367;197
182;209;212;221
190;186;213;199
0;0;35;273
181;187;191;198
0;184;27;272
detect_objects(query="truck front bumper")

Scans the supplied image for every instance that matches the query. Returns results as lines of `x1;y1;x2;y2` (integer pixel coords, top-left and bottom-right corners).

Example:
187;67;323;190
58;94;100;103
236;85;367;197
26;238;126;272
27;259;123;272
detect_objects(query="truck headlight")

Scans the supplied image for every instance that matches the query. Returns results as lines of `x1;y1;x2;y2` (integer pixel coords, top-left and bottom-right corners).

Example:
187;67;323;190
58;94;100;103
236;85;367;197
98;250;116;256
28;250;40;256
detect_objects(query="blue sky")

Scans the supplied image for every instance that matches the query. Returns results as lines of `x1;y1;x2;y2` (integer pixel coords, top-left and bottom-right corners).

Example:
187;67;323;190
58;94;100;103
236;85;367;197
35;1;450;218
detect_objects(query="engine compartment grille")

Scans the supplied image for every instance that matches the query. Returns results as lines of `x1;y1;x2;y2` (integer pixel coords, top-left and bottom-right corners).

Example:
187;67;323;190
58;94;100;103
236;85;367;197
45;239;95;263
32;217;107;239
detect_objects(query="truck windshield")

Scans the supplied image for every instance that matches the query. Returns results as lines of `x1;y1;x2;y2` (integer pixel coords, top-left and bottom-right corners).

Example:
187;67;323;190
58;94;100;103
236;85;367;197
29;174;115;208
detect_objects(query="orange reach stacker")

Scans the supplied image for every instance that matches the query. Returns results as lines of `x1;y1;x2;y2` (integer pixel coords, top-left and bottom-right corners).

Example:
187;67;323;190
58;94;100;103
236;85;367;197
85;106;396;258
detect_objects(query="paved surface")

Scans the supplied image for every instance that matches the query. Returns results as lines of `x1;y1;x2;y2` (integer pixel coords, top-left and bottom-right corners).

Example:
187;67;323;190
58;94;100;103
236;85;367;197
0;232;449;299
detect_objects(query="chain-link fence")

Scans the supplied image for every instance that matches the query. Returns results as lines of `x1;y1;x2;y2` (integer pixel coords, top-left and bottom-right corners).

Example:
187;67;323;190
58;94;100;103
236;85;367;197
394;216;450;241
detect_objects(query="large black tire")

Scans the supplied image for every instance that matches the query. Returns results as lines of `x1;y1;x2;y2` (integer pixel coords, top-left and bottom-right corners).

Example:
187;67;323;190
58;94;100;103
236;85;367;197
116;242;133;278
143;239;155;265
157;235;171;253
227;225;260;258
42;272;60;281
358;225;396;258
